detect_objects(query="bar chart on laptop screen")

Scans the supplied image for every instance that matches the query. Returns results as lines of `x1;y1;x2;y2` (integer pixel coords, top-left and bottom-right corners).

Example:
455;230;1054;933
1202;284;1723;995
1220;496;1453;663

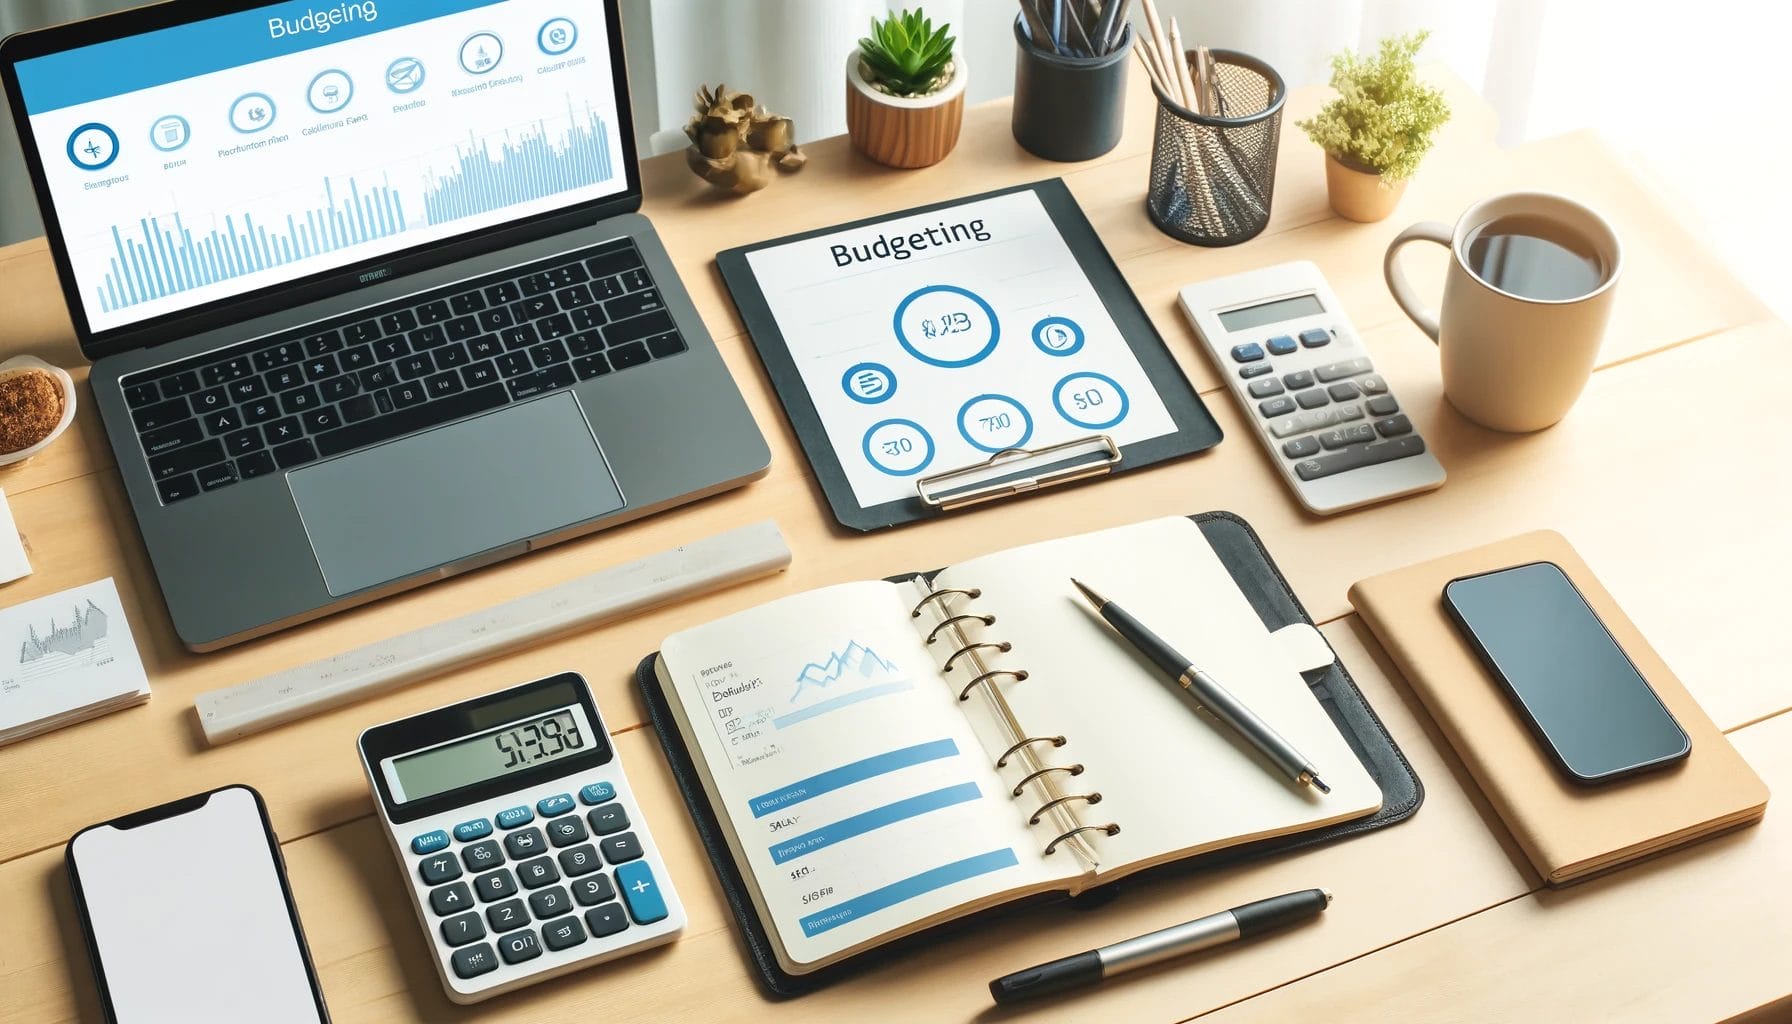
18;0;630;332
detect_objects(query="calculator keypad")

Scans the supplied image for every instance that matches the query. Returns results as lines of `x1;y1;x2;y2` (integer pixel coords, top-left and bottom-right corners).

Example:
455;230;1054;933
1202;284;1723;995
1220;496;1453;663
1230;330;1426;481
403;780;672;992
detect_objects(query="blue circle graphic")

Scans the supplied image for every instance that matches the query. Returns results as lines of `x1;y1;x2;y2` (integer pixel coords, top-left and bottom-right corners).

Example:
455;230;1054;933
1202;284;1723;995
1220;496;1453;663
892;285;1001;368
538;17;579;54
386;57;427;94
861;419;936;477
1031;316;1085;357
66;123;119;170
148;115;189;153
1053;372;1131;429
956;394;1034;453
306;69;354;114
841;362;897;404
229;92;277;133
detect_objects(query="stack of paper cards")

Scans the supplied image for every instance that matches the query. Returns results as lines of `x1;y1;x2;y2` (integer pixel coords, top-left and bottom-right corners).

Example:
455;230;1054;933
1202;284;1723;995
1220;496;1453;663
0;578;149;746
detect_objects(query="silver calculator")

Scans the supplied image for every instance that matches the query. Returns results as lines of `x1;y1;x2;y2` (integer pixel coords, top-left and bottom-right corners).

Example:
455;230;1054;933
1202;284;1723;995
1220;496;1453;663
1179;261;1445;514
359;672;684;1004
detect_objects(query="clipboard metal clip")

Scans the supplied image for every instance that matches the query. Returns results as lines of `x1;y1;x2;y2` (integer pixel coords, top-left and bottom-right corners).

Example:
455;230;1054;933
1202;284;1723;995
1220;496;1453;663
916;435;1122;511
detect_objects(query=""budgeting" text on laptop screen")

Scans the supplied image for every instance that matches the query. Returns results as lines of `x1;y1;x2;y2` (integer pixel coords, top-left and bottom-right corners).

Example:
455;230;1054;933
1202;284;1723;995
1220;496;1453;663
14;0;629;333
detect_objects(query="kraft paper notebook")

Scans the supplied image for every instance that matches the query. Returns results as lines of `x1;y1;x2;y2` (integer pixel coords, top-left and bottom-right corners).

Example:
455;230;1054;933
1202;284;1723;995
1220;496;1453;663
1349;530;1769;886
637;513;1421;995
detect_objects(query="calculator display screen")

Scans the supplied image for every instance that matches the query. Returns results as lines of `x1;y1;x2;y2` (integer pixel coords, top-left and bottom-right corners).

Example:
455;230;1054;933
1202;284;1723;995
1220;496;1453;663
389;704;593;803
1218;293;1326;331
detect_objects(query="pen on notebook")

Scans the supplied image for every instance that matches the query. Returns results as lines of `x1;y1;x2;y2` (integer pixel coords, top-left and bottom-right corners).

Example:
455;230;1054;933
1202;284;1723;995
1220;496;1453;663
1070;578;1331;794
989;888;1332;1003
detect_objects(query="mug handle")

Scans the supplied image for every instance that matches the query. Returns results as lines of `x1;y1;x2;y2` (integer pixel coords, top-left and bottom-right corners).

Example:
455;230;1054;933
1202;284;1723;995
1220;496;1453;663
1383;221;1453;342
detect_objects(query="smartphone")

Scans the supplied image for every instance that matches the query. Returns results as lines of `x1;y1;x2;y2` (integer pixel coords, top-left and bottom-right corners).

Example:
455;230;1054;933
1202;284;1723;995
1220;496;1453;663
1443;562;1690;784
66;785;331;1023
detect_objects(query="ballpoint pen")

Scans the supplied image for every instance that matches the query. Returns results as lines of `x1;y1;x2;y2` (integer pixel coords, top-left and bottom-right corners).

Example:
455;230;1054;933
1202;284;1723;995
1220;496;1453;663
989;888;1332;1003
1071;578;1331;794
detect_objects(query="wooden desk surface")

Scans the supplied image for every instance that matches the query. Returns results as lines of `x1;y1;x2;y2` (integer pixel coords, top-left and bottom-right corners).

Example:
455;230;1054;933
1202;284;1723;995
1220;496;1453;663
1;66;1786;1023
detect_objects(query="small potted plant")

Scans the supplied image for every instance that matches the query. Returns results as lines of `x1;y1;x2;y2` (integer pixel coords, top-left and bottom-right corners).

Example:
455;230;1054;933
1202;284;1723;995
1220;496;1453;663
1298;31;1450;223
846;9;965;169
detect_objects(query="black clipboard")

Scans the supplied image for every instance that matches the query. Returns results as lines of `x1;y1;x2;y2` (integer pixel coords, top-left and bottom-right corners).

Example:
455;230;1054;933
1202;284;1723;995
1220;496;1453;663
716;178;1223;531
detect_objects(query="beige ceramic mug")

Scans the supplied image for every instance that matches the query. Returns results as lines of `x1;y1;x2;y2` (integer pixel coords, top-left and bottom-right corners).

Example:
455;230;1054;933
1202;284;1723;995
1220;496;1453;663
1383;192;1622;432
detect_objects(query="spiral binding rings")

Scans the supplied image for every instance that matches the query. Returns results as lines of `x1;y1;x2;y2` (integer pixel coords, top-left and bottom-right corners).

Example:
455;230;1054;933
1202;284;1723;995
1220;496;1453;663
1029;793;1102;825
1011;763;1084;797
996;735;1066;768
1045;823;1121;856
912;577;1118;864
926;614;995;645
910;587;981;617
944;641;1011;673
958;669;1029;702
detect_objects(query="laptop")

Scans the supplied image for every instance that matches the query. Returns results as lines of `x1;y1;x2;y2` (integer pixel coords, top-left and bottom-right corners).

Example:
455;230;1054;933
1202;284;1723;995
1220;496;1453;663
0;0;770;650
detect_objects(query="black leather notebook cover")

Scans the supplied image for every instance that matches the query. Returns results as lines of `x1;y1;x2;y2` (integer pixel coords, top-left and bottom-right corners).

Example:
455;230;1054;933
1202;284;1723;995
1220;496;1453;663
634;511;1422;997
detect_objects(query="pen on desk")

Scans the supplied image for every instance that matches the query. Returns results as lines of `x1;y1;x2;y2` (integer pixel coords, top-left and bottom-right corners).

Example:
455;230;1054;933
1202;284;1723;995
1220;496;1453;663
989;888;1332;1003
1070;578;1331;794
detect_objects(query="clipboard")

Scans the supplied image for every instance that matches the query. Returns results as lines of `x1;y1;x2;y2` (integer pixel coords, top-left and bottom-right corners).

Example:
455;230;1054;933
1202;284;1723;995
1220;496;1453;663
717;178;1223;531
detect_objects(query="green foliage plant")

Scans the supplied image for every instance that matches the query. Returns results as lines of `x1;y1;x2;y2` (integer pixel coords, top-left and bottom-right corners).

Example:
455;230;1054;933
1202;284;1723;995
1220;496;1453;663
1298;31;1450;182
858;8;957;98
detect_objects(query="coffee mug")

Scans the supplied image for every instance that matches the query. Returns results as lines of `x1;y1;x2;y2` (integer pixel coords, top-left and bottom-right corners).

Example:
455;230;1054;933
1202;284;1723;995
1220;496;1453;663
1384;191;1622;432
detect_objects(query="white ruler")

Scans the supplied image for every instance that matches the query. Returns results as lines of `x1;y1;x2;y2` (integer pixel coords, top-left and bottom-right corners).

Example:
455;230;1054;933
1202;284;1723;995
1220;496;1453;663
196;519;792;745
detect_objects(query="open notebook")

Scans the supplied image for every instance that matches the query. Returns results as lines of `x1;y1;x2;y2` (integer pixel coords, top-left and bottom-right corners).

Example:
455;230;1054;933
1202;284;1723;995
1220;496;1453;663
650;517;1382;977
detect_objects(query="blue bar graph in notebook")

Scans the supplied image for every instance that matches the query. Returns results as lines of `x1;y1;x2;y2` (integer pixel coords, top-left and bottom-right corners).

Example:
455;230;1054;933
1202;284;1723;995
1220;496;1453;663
422;101;615;226
94;175;409;313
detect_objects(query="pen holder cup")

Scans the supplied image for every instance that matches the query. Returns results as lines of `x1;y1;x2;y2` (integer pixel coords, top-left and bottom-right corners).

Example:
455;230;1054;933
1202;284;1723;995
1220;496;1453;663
1145;49;1285;246
1011;18;1133;162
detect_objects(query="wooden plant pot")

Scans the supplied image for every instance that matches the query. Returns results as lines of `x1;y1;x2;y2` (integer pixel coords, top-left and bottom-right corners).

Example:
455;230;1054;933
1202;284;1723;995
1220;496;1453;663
1325;154;1408;223
845;49;967;169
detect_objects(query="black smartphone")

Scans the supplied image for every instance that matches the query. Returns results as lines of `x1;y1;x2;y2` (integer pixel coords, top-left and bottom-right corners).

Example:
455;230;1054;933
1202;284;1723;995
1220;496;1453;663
1443;561;1689;784
66;784;331;1023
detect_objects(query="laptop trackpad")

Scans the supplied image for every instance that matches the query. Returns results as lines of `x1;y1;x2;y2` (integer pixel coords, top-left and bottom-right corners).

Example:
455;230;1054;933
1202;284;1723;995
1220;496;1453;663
288;393;624;596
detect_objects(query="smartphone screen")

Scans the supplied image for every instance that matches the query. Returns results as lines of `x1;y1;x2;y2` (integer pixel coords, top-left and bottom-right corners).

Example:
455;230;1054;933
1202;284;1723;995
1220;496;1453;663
1444;562;1689;783
67;785;329;1022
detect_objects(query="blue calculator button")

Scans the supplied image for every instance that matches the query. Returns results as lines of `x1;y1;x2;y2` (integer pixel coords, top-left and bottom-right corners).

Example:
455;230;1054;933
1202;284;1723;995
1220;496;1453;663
579;782;616;806
616;860;668;925
1230;342;1266;363
411;829;451;855
1267;335;1298;355
453;818;492;842
1299;328;1332;348
495;806;534;829
537;793;576;817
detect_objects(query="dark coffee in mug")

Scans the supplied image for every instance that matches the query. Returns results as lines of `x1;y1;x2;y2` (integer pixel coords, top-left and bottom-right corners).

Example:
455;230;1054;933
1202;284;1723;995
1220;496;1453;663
1462;214;1607;301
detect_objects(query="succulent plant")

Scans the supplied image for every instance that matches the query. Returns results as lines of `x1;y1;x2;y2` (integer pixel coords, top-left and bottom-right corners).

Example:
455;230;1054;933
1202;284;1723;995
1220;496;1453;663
683;84;806;194
858;9;956;97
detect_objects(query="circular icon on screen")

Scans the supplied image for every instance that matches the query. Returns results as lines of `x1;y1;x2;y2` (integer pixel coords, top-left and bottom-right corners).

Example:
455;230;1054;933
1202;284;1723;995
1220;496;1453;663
892;284;1001;368
459;31;505;75
307;69;354;114
538;17;578;55
149;115;190;153
66;123;119;170
861;419;935;477
956;394;1033;453
229;92;277;133
386;57;426;94
1052;372;1130;429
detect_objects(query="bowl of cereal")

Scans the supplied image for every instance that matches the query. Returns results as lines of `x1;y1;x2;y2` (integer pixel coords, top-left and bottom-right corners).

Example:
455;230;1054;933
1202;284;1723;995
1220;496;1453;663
0;355;76;467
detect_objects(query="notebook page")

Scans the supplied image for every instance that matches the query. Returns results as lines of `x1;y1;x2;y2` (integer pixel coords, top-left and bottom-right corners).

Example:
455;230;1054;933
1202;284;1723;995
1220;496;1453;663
934;518;1380;878
658;581;1066;972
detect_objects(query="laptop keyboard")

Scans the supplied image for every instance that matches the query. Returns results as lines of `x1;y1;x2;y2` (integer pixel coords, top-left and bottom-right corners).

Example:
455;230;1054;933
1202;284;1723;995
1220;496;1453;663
120;238;688;505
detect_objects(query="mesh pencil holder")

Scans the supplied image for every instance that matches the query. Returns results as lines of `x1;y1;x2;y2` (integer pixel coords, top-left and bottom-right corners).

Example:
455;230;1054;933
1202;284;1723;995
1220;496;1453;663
1145;49;1285;246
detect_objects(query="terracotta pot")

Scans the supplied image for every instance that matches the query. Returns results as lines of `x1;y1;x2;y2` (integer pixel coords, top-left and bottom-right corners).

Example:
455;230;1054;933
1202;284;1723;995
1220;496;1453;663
845;49;966;169
1325;154;1408;223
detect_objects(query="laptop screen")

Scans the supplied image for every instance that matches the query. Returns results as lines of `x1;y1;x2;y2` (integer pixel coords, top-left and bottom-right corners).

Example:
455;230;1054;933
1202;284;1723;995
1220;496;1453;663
10;0;631;335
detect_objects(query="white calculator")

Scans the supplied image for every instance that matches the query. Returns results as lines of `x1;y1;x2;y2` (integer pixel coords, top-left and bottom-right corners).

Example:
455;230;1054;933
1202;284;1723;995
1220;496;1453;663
358;672;684;1004
1178;261;1445;514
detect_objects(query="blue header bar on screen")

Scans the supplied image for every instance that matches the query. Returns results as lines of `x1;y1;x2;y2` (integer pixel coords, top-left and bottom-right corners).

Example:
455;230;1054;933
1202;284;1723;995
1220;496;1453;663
15;0;509;114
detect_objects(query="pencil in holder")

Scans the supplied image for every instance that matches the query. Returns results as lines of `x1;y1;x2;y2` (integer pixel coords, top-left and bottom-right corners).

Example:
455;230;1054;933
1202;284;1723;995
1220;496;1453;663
1145;49;1285;246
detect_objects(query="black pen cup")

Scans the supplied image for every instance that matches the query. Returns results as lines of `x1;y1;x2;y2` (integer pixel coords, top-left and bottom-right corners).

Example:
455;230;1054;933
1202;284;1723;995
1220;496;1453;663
1011;18;1133;162
1145;49;1285;246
